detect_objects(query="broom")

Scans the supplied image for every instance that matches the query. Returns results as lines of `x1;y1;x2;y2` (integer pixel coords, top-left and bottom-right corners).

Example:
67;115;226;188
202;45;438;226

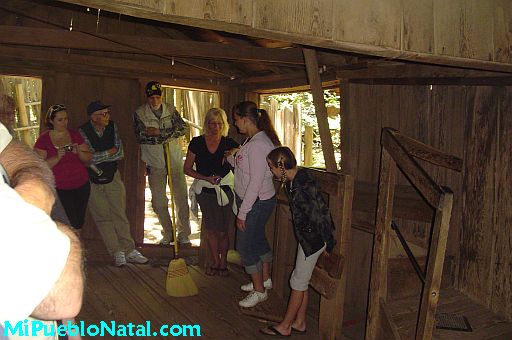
164;140;198;297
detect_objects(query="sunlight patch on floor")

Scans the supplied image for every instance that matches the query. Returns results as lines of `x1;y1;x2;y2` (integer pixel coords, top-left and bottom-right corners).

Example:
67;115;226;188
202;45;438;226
143;175;201;246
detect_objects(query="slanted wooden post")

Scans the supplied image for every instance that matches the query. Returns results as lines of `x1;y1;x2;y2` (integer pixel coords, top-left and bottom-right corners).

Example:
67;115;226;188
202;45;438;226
303;48;337;172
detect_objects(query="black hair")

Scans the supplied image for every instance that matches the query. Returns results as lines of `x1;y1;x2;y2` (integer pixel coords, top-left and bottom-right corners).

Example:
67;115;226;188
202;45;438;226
233;101;281;146
267;146;297;170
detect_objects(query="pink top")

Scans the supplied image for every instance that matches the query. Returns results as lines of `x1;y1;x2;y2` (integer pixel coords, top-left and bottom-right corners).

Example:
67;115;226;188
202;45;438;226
34;129;89;190
234;131;276;220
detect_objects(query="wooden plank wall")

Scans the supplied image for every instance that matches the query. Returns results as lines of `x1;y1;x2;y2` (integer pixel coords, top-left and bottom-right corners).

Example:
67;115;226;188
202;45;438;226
342;83;512;322
41;73;143;240
0;1;235;244
61;0;512;70
460;86;512;320
341;84;466;315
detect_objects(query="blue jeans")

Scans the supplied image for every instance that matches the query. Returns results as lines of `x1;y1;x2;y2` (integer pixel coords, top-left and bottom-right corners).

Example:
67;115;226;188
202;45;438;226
236;195;276;274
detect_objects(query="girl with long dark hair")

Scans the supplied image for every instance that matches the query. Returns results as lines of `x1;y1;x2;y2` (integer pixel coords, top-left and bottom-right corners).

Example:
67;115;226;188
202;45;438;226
231;101;281;308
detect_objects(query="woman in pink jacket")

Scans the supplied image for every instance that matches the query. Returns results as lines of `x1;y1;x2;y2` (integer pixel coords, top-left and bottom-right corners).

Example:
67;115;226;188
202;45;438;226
231;101;281;308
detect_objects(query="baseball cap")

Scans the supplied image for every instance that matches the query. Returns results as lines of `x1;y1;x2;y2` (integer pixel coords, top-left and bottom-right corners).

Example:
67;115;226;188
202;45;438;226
145;81;162;97
87;100;111;115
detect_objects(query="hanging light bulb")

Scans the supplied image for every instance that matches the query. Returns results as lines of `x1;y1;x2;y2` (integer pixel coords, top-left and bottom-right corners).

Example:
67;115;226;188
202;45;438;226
171;57;175;66
69;17;73;31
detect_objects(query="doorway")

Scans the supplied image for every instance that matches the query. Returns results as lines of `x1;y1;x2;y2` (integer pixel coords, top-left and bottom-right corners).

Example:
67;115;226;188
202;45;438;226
143;85;220;245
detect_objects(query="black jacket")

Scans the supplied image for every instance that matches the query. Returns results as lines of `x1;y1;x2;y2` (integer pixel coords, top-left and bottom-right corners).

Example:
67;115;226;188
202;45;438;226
286;168;335;257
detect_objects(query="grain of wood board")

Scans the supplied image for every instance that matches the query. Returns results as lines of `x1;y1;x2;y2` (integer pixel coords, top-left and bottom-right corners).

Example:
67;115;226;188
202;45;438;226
388;288;512;339
78;262;319;339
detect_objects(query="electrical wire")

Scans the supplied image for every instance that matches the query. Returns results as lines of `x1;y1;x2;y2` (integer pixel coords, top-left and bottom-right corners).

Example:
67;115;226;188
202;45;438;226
0;5;235;79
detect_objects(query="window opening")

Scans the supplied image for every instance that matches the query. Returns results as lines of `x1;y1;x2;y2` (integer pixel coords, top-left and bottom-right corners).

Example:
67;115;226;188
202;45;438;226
0;75;42;147
260;89;341;169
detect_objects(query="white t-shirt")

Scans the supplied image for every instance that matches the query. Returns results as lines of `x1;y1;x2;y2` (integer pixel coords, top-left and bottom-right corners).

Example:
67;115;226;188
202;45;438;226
0;123;71;324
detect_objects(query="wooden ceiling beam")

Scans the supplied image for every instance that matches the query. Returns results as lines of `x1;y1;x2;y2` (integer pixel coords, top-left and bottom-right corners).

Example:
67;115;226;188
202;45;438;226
337;62;512;80
0;25;306;65
238;69;338;92
55;0;512;73
347;77;512;86
234;71;308;86
0;45;228;79
191;28;287;75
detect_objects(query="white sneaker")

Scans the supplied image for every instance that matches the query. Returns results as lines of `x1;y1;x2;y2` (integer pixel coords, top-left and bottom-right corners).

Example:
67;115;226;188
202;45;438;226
241;278;272;292
238;290;268;308
114;251;126;267
126;249;149;264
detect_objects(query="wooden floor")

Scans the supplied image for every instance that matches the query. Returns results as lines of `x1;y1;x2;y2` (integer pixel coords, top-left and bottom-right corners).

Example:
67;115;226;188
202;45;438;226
78;258;320;339
387;288;512;339
77;239;512;339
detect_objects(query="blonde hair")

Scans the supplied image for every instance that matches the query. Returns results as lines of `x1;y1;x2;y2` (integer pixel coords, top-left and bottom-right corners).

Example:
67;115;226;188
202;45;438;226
203;108;229;136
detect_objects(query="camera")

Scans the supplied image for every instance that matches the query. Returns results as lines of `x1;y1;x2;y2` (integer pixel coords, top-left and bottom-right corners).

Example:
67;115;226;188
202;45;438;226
62;144;74;152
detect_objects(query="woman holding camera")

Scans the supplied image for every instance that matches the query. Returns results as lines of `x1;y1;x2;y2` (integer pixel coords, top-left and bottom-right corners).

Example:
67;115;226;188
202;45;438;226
34;104;92;229
184;108;239;277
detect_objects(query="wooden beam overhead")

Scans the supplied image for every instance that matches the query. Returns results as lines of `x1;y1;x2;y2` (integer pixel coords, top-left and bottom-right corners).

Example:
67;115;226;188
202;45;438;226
234;70;308;85
346;77;512;86
55;0;512;73
245;79;339;94
0;45;227;79
0;25;306;65
336;60;512;80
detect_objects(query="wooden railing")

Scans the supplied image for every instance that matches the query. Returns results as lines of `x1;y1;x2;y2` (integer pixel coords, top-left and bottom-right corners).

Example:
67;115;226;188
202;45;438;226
365;128;462;340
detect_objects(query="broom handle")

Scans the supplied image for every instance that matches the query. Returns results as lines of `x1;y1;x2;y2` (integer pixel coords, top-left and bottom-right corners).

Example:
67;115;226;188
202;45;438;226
164;141;178;258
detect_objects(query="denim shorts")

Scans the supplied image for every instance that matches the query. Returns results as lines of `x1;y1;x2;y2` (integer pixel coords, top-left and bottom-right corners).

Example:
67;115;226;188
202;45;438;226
235;195;276;274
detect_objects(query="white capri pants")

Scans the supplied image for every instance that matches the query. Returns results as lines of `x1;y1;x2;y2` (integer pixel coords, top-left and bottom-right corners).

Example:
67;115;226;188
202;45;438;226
289;243;326;291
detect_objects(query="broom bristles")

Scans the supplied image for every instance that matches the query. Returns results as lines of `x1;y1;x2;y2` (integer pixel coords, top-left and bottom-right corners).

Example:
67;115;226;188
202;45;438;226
227;250;242;266
166;258;198;297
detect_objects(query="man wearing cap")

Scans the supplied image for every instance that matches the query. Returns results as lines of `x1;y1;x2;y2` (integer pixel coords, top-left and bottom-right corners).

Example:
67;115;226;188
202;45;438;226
134;81;191;245
80;100;148;266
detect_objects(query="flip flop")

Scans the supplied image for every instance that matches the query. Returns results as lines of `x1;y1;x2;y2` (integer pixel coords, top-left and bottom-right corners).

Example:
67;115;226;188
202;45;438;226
216;267;229;277
291;326;307;334
259;325;291;337
205;266;217;276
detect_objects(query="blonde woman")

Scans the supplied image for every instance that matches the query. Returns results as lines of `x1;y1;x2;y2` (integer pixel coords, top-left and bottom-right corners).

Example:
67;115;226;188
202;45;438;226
184;108;239;276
